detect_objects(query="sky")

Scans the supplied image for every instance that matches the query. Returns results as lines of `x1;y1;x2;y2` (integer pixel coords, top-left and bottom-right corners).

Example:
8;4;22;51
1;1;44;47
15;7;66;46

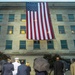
0;0;75;2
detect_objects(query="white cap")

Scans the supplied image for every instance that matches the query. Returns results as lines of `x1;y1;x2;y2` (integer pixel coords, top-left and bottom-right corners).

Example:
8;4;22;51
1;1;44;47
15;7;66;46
15;58;19;60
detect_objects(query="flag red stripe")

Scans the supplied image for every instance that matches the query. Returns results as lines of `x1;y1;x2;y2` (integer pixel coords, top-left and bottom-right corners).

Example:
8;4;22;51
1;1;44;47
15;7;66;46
44;3;49;39
41;3;48;40
33;12;37;40
28;11;31;39
45;3;52;39
34;12;40;40
38;3;44;40
26;11;28;39
30;12;32;39
46;3;54;39
40;3;45;40
37;12;40;40
37;3;42;40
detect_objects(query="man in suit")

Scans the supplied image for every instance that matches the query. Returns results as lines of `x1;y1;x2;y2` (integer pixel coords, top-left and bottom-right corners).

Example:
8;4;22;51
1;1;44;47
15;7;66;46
54;56;64;75
1;58;14;75
17;60;28;75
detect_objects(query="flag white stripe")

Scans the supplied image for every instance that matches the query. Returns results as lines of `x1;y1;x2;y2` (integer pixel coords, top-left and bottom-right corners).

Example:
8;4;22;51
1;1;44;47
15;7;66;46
41;3;48;40
38;3;43;40
31;11;35;40
35;12;39;40
45;2;52;39
28;11;31;39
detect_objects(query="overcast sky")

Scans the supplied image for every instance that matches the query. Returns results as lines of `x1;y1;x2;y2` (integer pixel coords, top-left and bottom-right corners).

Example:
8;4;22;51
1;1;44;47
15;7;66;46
0;0;75;2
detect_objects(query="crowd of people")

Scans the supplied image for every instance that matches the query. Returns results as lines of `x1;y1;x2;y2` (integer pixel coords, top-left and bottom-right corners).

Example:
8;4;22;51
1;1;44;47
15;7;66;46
1;58;31;75
0;56;75;75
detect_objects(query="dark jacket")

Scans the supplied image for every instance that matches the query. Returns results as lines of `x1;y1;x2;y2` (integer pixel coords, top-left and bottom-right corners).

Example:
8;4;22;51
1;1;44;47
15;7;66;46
26;66;31;75
2;63;14;75
35;69;48;75
54;60;64;75
17;64;28;75
0;60;7;72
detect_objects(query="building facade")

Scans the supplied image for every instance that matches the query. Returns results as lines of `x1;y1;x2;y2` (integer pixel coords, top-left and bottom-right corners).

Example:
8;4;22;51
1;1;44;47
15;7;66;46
0;2;75;74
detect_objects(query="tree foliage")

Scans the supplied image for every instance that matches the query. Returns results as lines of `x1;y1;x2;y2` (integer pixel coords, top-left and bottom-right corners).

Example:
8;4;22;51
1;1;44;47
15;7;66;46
43;54;71;70
43;54;60;69
0;52;9;61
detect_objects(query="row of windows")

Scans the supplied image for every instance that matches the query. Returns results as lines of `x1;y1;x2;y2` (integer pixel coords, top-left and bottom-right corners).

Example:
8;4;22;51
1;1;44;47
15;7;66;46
0;25;75;34
0;14;26;22
58;26;75;34
0;14;75;22
0;26;26;34
5;40;75;50
57;14;75;21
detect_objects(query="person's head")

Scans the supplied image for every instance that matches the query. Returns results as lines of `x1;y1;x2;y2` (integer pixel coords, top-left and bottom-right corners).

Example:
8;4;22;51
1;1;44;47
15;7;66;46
56;56;60;61
20;60;25;64
72;59;75;63
7;58;12;63
26;62;30;66
14;58;19;62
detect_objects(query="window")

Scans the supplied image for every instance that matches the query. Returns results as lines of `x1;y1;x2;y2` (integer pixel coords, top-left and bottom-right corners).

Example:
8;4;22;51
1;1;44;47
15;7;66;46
47;40;54;49
58;26;65;34
20;40;26;49
21;14;26;22
7;26;13;34
9;14;14;22
71;26;75;34
74;40;75;47
20;26;26;34
0;14;3;22
68;14;74;22
0;26;1;34
6;40;12;49
60;40;68;49
34;41;40;49
56;14;63;21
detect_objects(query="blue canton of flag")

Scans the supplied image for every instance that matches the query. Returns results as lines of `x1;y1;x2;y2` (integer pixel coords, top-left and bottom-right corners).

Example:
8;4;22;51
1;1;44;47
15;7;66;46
26;2;38;11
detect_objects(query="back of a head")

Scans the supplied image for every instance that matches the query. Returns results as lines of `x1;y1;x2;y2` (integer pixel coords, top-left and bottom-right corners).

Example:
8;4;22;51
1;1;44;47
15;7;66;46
72;59;75;63
20;60;25;64
7;58;11;63
26;62;30;66
56;56;60;61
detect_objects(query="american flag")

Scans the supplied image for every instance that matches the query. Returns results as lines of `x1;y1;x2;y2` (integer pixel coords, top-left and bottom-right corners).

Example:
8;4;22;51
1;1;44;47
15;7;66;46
26;2;54;40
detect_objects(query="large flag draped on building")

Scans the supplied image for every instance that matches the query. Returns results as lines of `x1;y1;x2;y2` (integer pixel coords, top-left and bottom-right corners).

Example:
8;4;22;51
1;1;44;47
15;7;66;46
26;2;54;40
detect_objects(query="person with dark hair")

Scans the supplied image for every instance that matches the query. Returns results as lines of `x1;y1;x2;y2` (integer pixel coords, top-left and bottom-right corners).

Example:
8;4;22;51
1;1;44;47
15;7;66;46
54;56;64;75
70;59;75;75
17;60;28;75
0;60;7;74
1;58;14;75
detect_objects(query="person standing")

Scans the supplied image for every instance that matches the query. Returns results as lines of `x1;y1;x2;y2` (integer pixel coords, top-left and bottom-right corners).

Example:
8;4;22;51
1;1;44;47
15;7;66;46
17;60;28;75
1;58;14;75
26;62;31;75
12;58;21;75
70;59;75;75
54;56;64;75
